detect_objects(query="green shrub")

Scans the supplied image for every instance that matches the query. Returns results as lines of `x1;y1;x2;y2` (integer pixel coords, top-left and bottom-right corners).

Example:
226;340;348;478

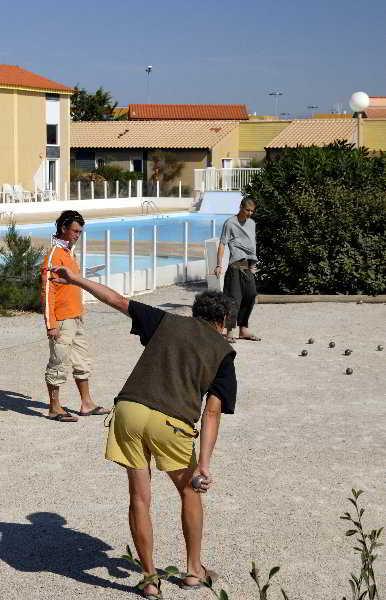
0;223;43;312
245;142;386;294
94;164;142;182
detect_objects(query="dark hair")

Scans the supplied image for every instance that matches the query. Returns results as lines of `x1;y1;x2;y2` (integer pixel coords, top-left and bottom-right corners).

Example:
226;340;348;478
192;290;234;325
55;210;85;236
241;196;257;208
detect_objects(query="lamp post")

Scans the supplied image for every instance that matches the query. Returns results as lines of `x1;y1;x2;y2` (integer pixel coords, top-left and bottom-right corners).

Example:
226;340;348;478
268;91;283;118
349;91;370;148
145;65;153;103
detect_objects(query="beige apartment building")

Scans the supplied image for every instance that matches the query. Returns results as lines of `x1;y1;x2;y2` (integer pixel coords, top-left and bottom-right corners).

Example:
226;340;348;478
0;65;73;199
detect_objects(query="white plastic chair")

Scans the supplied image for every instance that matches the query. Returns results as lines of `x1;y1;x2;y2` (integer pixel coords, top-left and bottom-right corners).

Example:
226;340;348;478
13;184;32;202
2;184;14;203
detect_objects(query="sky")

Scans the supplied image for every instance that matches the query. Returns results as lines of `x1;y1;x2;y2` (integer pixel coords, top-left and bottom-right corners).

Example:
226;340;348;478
1;0;385;116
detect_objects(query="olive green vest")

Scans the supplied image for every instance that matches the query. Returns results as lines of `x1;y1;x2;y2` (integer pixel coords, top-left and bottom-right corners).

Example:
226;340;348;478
115;312;234;426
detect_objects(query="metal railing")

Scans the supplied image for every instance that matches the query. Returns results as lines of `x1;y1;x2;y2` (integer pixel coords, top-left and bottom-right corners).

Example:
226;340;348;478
194;167;261;192
79;218;218;297
0;178;190;204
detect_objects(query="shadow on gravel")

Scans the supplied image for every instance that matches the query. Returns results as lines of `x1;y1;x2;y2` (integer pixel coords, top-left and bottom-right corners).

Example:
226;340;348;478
0;390;47;417
0;512;141;593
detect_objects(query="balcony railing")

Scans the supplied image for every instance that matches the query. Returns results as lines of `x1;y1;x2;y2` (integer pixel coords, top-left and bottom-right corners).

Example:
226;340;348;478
194;167;261;192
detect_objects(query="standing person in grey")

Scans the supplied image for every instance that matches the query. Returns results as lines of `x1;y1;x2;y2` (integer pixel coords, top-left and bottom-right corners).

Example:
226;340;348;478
214;197;259;343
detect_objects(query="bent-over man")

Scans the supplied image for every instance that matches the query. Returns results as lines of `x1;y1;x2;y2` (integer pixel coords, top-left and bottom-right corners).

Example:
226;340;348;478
50;265;237;599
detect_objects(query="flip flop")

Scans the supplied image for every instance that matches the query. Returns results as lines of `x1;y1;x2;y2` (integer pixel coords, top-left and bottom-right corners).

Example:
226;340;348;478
137;576;162;599
225;336;237;344
47;411;78;422
180;566;218;590
79;406;110;416
239;335;261;341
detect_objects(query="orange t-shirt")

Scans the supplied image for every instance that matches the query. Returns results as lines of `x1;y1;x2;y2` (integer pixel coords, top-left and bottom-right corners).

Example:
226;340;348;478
40;244;83;330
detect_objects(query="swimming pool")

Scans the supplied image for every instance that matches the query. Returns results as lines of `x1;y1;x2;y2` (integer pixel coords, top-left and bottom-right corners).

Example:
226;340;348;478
0;212;229;244
86;253;201;274
0;212;229;273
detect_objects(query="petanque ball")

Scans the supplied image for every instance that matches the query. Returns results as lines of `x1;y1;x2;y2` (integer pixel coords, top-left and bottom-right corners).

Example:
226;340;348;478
191;475;207;491
329;341;336;348
377;345;384;351
344;349;352;356
300;349;308;356
308;338;315;344
346;368;353;375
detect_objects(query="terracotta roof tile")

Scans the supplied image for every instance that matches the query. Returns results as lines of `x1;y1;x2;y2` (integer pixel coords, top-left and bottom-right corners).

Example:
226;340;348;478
266;119;357;148
71;120;238;149
365;108;386;118
0;65;73;93
128;104;248;120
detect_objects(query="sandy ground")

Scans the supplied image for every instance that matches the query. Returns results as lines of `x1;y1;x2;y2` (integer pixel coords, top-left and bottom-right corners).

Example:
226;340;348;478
0;284;385;600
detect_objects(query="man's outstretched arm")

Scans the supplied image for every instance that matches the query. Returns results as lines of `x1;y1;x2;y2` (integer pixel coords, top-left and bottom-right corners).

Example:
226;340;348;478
49;266;129;314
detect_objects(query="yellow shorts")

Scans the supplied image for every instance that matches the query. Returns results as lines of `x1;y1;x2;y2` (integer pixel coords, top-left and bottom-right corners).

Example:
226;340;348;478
105;402;197;472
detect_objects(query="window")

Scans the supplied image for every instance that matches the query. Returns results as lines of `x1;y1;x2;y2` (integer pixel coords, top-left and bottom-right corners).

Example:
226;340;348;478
47;124;58;145
133;159;142;172
46;93;59;100
240;158;252;168
48;160;57;191
97;158;105;169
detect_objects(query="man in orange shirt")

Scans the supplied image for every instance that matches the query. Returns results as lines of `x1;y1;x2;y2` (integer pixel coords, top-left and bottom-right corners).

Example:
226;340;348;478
41;210;109;422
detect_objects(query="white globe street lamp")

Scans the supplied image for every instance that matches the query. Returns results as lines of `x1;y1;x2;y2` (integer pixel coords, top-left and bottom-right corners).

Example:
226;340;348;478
349;91;370;113
349;91;369;148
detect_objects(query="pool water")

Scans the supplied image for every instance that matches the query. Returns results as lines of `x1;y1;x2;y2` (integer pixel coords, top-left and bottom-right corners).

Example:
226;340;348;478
86;253;200;274
0;213;229;244
0;212;230;273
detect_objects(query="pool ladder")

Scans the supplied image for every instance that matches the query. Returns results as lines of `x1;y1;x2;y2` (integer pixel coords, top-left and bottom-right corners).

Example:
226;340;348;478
141;200;161;215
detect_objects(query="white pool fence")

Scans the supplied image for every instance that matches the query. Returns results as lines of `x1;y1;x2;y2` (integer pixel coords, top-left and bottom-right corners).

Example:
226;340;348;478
81;219;219;299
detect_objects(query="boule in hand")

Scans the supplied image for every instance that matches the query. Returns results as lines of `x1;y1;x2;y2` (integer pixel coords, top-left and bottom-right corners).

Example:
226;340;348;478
191;475;208;492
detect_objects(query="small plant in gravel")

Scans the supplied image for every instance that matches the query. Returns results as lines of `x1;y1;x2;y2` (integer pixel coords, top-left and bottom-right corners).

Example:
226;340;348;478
121;490;382;600
340;489;383;600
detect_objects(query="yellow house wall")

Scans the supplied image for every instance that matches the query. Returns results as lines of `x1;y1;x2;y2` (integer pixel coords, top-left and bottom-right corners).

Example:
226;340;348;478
211;126;240;168
147;149;208;193
60;96;71;198
239;121;291;152
362;120;386;151
0;90;16;184
17;91;46;190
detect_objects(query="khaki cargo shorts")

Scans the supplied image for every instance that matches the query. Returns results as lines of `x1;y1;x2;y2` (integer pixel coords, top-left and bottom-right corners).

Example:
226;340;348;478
45;317;91;386
105;401;197;472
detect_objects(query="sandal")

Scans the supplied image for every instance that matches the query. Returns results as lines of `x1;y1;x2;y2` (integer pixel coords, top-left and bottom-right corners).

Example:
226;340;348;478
79;406;110;416
225;336;237;344
238;334;261;341
47;411;78;422
180;565;218;590
137;575;162;599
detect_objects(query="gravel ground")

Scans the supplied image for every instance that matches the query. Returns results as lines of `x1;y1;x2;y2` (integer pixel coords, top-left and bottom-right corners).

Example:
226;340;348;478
0;285;385;600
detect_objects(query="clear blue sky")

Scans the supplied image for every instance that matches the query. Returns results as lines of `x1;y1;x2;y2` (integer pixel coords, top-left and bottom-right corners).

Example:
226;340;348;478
1;0;385;115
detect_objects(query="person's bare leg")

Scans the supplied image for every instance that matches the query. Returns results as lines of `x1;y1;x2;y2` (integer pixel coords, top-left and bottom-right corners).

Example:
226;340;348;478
47;383;64;415
74;378;97;413
127;467;159;596
168;467;206;585
225;328;236;343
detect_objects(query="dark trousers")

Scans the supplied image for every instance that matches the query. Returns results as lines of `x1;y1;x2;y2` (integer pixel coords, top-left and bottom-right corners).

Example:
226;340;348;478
223;265;257;329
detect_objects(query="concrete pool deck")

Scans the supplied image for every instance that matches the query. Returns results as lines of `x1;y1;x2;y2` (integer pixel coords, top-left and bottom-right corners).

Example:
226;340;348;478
0;283;385;599
0;206;189;226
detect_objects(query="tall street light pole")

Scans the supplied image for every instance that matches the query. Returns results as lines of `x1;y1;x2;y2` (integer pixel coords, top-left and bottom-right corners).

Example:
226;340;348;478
269;91;283;118
145;65;152;103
